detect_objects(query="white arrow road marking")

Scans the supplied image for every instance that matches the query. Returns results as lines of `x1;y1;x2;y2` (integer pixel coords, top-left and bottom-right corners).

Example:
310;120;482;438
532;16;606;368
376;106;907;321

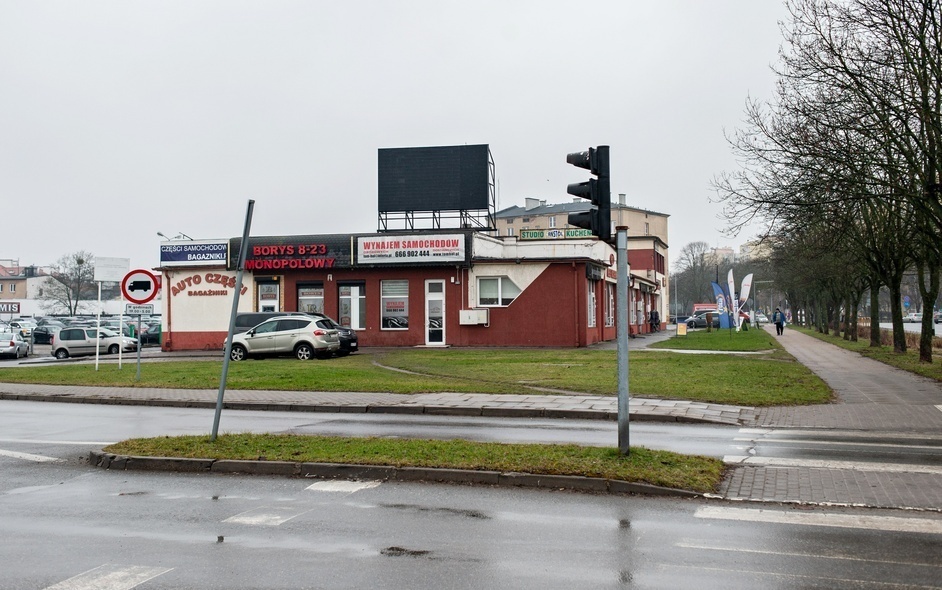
723;454;942;475
43;564;173;590
0;448;60;463
224;506;311;526
695;506;942;535
306;480;382;493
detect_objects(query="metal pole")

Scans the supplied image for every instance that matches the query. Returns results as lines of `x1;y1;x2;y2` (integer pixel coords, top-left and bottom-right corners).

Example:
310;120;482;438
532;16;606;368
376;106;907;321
616;227;630;455
212;199;255;441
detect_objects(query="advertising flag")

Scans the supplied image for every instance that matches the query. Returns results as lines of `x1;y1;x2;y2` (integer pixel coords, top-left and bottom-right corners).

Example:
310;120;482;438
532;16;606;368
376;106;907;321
711;282;733;329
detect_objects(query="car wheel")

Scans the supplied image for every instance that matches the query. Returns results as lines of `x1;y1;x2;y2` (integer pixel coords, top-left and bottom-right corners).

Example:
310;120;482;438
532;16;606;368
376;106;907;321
54;349;69;360
108;344;120;354
295;343;314;360
687;321;696;329
229;344;247;361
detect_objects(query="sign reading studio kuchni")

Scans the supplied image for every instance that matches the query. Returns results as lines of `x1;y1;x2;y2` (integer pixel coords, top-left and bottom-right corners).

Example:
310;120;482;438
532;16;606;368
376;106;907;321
160;241;229;267
520;228;594;240
357;234;466;264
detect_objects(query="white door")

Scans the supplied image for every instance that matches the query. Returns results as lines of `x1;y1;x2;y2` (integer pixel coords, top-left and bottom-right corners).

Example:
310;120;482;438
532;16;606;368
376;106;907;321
425;280;445;345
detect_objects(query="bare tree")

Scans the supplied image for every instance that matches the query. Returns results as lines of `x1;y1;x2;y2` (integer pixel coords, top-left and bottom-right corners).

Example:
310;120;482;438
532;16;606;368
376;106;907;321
40;251;97;316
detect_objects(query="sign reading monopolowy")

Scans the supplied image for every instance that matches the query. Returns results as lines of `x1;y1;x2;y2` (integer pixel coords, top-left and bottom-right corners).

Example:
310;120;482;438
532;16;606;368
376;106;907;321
357;234;465;264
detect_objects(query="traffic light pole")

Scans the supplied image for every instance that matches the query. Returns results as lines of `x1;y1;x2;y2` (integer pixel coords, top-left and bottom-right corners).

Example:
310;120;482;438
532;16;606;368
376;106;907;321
616;226;630;455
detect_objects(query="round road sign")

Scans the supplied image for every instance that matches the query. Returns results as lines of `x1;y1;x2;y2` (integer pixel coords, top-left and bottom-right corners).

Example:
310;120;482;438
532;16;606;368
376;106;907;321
121;269;159;304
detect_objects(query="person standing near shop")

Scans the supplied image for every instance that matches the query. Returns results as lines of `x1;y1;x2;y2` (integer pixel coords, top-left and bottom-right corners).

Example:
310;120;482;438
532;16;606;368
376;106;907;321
772;307;786;335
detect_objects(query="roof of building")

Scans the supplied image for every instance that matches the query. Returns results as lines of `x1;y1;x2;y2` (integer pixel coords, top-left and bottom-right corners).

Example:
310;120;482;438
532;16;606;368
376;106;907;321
495;200;668;219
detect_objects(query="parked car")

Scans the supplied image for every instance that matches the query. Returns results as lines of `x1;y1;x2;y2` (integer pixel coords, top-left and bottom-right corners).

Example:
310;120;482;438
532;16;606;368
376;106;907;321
903;312;923;323
233;311;312;334
308;313;358;356
140;323;162;346
31;323;64;344
50;327;139;359
9;319;37;338
686;310;721;329
227;316;340;361
0;332;30;359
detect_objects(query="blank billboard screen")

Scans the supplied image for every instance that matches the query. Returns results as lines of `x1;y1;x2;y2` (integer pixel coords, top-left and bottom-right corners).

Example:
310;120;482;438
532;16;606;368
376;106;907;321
378;144;490;213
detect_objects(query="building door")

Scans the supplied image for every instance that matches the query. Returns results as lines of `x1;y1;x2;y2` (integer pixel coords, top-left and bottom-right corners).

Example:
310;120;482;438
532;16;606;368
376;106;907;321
425;280;445;345
257;281;280;313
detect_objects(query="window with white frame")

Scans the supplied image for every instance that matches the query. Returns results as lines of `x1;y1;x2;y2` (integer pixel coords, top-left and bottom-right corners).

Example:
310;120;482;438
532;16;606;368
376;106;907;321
339;283;366;329
587;281;597;327
549;216;557;228
605;283;615;327
477;276;521;307
9;283;14;292
381;280;409;329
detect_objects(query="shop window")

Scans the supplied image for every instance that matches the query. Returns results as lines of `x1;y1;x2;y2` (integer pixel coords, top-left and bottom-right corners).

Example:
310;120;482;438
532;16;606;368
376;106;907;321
381;280;409;330
605;283;615;327
298;284;324;315
477;277;521;307
339;283;366;329
588;281;597;328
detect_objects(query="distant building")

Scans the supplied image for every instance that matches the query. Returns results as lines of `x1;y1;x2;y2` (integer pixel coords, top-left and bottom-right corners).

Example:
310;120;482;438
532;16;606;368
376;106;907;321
494;195;669;333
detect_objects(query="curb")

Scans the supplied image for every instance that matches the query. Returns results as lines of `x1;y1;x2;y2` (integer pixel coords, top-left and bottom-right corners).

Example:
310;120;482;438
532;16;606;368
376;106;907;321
88;450;702;498
1;392;742;426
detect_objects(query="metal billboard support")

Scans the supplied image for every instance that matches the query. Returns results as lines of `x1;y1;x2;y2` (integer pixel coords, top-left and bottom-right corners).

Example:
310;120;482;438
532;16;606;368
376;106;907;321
616;226;630;455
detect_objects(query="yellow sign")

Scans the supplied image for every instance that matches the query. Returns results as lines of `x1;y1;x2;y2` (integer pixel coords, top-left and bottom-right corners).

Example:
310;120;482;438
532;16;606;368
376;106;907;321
677;323;688;336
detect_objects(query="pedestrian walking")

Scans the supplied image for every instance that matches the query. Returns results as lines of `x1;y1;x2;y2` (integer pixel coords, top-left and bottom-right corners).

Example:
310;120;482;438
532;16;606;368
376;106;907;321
773;307;785;335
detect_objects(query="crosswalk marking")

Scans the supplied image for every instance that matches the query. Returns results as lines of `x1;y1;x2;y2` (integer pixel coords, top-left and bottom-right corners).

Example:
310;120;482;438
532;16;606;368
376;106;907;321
0;448;60;463
695;506;942;534
224;506;311;526
43;564;172;590
723;454;942;475
306;480;382;493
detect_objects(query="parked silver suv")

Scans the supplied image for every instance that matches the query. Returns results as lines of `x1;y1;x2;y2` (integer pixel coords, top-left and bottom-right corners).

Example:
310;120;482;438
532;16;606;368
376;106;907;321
228;316;340;361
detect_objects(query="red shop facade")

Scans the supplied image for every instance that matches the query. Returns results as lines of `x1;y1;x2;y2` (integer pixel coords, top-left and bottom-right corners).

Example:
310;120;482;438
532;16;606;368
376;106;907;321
158;230;627;350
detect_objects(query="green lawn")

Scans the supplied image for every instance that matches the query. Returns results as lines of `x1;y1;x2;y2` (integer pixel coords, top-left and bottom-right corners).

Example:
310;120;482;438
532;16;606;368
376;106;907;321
0;333;832;406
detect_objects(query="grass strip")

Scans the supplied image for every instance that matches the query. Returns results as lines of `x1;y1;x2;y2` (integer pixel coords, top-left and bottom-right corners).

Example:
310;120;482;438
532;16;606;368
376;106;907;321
0;343;832;406
104;434;725;493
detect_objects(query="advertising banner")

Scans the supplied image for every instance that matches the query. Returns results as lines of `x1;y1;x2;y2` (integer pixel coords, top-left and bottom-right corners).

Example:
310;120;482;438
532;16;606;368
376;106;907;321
160;241;229;267
357;234;465;264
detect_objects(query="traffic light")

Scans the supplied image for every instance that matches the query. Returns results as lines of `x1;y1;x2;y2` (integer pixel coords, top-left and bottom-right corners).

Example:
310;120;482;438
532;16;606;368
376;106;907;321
566;145;611;242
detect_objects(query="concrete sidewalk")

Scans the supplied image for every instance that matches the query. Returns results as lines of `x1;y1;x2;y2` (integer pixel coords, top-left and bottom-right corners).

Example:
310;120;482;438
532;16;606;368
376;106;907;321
719;325;942;511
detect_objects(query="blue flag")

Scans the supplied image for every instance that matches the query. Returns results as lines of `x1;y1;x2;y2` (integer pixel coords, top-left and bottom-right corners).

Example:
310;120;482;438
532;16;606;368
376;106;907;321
711;282;733;329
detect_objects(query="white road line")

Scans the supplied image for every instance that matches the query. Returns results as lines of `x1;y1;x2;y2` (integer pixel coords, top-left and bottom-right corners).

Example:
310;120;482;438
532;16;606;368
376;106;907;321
662;563;942;589
306;480;382;493
0;438;117;445
732;437;942;452
936;405;942;414
723;454;942;475
223;506;311;526
43;564;173;590
0;448;60;463
675;541;942;568
695;506;942;535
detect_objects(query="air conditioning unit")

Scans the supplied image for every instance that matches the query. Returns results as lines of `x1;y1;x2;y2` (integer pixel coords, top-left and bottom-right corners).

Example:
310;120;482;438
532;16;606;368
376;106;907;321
459;309;489;325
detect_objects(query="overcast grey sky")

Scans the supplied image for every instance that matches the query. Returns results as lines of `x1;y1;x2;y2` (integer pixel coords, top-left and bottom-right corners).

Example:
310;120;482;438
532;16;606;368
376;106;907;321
1;1;786;272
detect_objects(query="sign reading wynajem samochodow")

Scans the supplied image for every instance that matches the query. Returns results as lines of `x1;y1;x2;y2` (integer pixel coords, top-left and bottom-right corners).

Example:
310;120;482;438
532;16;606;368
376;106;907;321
160;241;229;267
357;234;466;264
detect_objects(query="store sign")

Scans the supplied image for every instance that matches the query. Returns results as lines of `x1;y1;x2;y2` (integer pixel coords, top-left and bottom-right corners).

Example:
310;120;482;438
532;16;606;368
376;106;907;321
160;241;229;267
245;242;335;270
357;234;465;264
520;229;594;240
0;302;21;314
170;272;248;297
